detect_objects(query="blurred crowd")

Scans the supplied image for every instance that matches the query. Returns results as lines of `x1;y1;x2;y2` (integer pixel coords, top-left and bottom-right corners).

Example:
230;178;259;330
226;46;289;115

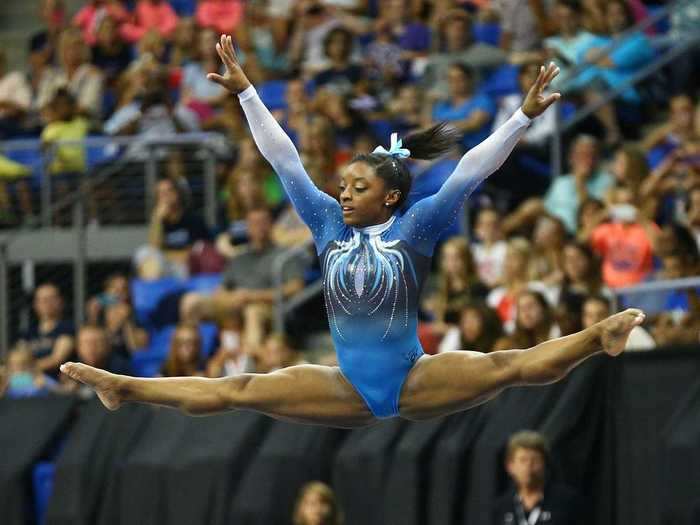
1;0;700;399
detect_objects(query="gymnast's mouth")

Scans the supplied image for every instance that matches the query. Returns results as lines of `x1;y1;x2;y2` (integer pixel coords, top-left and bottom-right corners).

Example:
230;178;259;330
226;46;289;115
342;206;354;214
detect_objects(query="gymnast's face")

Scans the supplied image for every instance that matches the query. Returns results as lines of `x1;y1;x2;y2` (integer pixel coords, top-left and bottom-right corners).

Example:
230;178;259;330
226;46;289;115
339;162;400;227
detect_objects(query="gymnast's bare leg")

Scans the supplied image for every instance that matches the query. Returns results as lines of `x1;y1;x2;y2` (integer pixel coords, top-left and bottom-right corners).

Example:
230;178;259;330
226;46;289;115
398;308;645;421
61;309;644;427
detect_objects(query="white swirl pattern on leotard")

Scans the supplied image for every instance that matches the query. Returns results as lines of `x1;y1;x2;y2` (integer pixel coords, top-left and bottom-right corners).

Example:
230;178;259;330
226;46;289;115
323;230;417;341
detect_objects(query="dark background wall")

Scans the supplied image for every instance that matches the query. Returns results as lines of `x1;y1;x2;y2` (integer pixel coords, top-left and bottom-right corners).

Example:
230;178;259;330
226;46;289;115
2;350;700;525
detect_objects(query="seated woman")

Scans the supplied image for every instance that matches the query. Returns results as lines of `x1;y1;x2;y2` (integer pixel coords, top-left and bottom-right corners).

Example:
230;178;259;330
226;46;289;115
438;302;503;354
494;291;561;351
160;324;206;377
1;344;60;399
567;0;655;144
431;62;496;151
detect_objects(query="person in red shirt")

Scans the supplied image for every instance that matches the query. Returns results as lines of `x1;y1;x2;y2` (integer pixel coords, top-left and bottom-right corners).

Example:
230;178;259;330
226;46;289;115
73;0;129;45
195;0;245;34
589;185;659;288
120;0;179;43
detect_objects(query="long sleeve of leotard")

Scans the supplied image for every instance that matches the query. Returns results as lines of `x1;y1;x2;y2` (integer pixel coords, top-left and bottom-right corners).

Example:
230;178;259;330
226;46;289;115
237;86;343;247
403;108;532;255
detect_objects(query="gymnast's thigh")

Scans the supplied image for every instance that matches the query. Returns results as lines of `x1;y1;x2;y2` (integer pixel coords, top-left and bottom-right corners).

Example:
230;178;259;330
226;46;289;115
233;364;377;429
398;350;521;421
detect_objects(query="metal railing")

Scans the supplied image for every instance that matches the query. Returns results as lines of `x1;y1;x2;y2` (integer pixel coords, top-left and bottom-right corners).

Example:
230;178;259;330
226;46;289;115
549;0;700;176
612;276;700;316
0;132;225;229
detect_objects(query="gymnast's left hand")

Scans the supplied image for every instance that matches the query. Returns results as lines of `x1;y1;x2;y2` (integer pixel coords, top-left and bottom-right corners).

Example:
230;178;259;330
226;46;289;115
207;34;252;95
521;62;561;119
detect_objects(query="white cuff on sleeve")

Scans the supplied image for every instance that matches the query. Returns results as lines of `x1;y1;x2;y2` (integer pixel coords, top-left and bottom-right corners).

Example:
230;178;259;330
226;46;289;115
237;85;257;102
514;108;532;125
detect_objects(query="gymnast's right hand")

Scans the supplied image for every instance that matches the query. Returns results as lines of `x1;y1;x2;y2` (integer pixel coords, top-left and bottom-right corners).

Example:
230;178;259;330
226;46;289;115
207;34;252;95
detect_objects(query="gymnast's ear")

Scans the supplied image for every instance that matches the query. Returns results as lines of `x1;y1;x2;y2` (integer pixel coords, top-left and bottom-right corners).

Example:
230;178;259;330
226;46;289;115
384;189;402;208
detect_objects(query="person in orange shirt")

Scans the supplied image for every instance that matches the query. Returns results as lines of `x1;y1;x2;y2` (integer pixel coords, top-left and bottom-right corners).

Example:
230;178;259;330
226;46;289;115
589;185;659;288
120;0;179;43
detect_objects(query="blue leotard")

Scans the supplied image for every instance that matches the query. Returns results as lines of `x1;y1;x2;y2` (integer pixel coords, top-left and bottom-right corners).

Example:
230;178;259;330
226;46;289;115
239;86;531;418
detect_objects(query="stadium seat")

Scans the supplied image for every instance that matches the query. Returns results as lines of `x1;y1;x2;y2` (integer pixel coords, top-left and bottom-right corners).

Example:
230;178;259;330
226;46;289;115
4;143;44;184
472;22;501;46
130;278;186;328
479;65;520;98
85;138;119;169
368;120;393;143
258;80;288;111
186;273;223;293
33;461;55;525
168;0;196;15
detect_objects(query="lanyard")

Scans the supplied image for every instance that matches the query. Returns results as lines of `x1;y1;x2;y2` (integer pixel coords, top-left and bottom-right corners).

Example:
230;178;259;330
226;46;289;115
514;494;542;525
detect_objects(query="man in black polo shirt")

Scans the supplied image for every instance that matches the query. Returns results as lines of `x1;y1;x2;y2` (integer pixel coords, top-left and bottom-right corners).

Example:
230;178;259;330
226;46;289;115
17;283;74;378
492;430;584;525
135;176;211;279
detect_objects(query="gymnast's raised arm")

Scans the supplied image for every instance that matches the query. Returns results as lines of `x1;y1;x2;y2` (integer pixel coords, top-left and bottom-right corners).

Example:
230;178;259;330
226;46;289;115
208;35;341;235
408;63;561;239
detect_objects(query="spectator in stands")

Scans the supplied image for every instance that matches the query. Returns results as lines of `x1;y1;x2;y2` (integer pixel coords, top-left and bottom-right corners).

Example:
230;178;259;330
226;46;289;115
72;0;129;46
588;184;659;288
41;88;89;175
529;215;566;284
235;2;288;78
288;3;343;76
543;0;595;90
365;18;405;87
582;295;655;351
492;430;584;525
17;283;74;378
313;27;363;96
27;32;62;119
494;291;560;350
86;273;148;358
91;14;133;83
556;241;607;334
61;326;132;394
642;94;696;168
299;116;344;198
571;0;655;144
169;17;197;68
255;333;307;373
0;50;32;139
472;207;507;287
180;207;305;349
50;28;104;119
0;344;60;398
179;29;228;123
386;84;430;136
438;302;503;354
487;238;554;330
136;176;211;280
652;308;700;347
684;185;700;248
293;481;342;525
376;0;431;62
432;63;496;150
104;62;198;142
424;237;489;336
514;135;612;234
494;0;548;58
195;0;245;35
314;90;367;149
423;9;504;101
205;310;255;377
161;324;206;377
121;0;179;44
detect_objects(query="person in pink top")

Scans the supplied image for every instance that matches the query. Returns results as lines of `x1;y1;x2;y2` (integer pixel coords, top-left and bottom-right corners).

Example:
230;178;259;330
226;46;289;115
73;0;129;46
196;0;245;34
120;0;179;44
589;185;659;288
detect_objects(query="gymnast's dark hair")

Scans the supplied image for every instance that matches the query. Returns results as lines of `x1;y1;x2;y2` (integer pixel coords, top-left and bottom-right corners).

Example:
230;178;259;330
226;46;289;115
350;122;460;209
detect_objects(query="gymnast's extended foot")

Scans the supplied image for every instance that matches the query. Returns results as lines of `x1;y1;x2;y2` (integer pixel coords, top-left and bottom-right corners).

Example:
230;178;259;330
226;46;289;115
599;308;646;357
60;362;124;410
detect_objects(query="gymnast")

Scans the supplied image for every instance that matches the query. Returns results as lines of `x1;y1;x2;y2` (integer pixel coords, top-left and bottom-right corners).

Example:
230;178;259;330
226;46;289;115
61;35;646;428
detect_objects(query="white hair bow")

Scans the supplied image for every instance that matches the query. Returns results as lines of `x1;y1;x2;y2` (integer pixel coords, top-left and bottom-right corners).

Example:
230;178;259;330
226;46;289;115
373;133;411;159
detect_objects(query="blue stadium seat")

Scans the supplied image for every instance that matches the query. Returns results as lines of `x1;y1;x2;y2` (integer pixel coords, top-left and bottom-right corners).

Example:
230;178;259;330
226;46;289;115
169;0;196;15
186;273;223;294
647;5;670;34
199;322;218;357
479;65;520;98
472;22;501;46
130;278;186;328
4;143;44;184
258;80;288;111
85;138;119;169
33;462;55;525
